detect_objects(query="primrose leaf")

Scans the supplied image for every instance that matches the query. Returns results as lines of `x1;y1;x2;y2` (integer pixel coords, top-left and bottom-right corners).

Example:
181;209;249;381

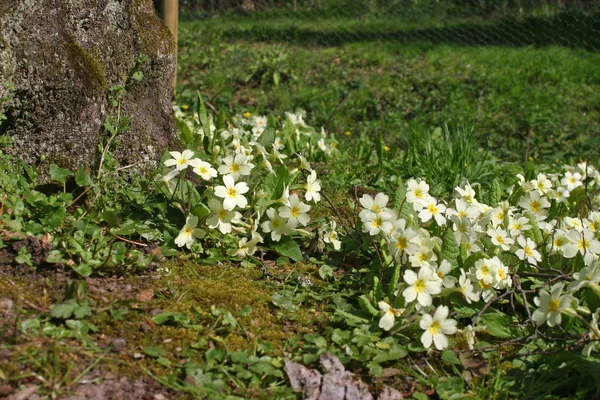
271;293;299;311
480;311;511;338
488;179;502;205
441;227;459;266
49;164;73;184
75;166;93;187
272;236;302;262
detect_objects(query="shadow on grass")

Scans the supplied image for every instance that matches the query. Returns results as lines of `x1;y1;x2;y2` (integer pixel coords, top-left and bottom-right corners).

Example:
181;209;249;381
213;11;600;51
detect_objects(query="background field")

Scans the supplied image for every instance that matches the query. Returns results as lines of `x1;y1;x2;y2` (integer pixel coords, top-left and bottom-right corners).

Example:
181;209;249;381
176;1;600;164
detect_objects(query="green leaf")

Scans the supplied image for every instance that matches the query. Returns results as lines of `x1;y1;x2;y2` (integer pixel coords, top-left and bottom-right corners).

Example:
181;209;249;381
75;166;93;187
441;350;461;365
271;293;299;312
318;264;334;280
49;164;73;184
272;236;302;262
143;346;166;358
257;127;275;149
273;71;281;86
441;227;459;266
523;213;543;245
42;207;66;229
131;71;143;82
480;311;511;338
488;179;502;205
73;303;92;319
51;300;78;319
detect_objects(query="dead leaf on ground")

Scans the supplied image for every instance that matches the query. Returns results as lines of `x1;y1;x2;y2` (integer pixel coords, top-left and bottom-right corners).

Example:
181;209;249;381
459;352;490;377
135;289;154;302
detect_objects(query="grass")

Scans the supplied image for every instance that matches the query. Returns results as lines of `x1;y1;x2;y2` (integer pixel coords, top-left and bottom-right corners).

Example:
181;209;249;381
176;9;600;163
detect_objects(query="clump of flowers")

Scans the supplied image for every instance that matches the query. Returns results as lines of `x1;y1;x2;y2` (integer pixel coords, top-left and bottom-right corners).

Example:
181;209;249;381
163;105;341;260
359;165;600;353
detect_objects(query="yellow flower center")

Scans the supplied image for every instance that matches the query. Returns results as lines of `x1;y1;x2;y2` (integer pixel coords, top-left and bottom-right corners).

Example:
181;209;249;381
496;235;505;244
227;188;238;198
177;158;187;165
218;209;228;219
548;298;560;312
395;237;408;250
370;205;382;214
229;163;241;173
427;204;438;214
290;206;301;218
530;200;541;213
414;189;422;198
428;320;441;335
414;279;425;294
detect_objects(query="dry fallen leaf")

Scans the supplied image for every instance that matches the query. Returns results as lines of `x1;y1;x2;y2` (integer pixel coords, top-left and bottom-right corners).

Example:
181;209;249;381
459;352;490;377
135;289;154;302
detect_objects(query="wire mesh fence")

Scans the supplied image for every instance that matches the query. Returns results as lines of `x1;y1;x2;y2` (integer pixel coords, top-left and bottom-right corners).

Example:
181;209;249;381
178;0;600;50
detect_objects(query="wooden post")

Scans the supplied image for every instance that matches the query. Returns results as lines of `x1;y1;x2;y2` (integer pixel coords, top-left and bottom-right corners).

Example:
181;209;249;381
159;0;178;94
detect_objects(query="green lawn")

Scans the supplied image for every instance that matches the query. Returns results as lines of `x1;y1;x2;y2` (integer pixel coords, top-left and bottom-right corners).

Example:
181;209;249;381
177;11;600;163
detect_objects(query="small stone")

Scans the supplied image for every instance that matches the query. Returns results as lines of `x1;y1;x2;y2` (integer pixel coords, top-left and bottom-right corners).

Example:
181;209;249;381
111;338;126;352
139;322;151;333
0;298;14;311
133;353;144;359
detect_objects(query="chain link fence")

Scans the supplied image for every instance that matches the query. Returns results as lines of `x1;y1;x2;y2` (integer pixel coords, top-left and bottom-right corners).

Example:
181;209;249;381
178;0;599;50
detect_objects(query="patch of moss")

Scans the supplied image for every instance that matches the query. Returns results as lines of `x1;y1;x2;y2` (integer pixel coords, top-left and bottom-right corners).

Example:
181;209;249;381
64;35;107;92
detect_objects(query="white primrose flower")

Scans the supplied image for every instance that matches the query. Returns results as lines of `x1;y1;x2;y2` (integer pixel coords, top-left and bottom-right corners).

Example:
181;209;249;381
402;266;442;307
564;217;584;232
458;270;481;304
562;229;600;264
174;215;205;249
164;149;195;171
454;182;478;205
297;153;312;171
555;186;570;203
532;282;573;327
584;212;600;233
462;236;482;257
274;137;285;151
378;301;404;331
567;262;600;292
462;325;476;350
561;171;583;191
518;191;550;221
450;215;475;245
447;198;480;220
487;227;514;251
388;227;419;262
532;173;553;195
547;229;569;255
279;193;311;229
420;305;457;351
508;215;532;238
433;260;457;288
418;195;447;226
494;262;512;290
516;236;542;265
214;175;249;211
232;235;261;257
323;221;342;250
359;193;389;217
304;170;321;202
189;158;218;181
516;173;535;192
218;153;254;180
261;207;292;242
361;211;393;237
582;311;600;357
406;178;430;210
206;199;240;234
162;168;179;184
473;258;498;286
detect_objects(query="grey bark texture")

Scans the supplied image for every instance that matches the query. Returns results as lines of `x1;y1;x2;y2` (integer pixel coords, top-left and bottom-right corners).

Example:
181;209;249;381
0;0;177;176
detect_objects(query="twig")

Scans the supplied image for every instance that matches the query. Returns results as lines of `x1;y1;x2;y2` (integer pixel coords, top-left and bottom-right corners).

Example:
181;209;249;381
472;290;514;326
109;232;147;247
320;190;352;238
524;128;533;162
323;94;348;133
